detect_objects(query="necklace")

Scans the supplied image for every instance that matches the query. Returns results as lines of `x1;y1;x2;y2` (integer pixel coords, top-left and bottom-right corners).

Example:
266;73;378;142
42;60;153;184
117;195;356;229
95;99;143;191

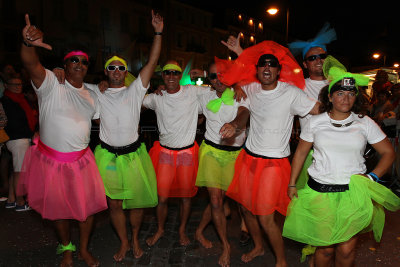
329;113;354;128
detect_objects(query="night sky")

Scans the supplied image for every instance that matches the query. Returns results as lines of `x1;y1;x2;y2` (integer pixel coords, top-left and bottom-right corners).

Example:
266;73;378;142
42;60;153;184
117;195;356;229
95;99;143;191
178;0;400;70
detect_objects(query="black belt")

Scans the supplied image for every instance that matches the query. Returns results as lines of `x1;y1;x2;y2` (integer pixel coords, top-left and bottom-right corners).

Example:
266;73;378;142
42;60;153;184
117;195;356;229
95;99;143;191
244;146;283;159
308;176;349;192
160;143;194;151
100;138;141;156
204;139;242;152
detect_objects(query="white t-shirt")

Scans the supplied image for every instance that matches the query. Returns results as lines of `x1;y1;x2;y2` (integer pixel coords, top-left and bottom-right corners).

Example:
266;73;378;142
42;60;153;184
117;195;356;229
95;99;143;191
240;81;316;158
86;76;148;147
198;89;246;146
301;112;386;184
299;78;329;129
33;70;98;152
142;85;209;148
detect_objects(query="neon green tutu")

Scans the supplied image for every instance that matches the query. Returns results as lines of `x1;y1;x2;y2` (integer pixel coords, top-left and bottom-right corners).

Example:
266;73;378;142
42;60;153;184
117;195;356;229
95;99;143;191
195;140;241;191
296;149;313;190
283;174;400;247
94;143;158;209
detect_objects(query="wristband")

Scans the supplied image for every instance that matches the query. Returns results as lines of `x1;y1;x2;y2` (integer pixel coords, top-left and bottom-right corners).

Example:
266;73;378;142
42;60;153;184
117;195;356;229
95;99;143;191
154;32;162;35
22;40;32;47
368;172;380;182
288;185;297;188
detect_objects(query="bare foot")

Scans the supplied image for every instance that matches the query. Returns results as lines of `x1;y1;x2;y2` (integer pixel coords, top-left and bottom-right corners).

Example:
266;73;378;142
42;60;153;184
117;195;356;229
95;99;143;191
146;230;164;247
241;247;265;263
218;246;231;267
60;250;73;267
113;242;131;262
78;250;99;267
195;230;213;249
179;232;190;246
132;240;144;259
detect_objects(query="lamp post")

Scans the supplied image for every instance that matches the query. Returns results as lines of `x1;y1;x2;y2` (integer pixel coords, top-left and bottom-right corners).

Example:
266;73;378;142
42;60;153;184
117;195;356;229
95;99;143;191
266;6;289;44
372;53;386;66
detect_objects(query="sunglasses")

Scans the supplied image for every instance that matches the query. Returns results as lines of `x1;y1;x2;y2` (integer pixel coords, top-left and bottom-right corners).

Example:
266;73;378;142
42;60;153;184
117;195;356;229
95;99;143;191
68;56;89;66
163;70;181;76
107;65;126;71
257;60;279;68
305;53;327;62
209;73;218;80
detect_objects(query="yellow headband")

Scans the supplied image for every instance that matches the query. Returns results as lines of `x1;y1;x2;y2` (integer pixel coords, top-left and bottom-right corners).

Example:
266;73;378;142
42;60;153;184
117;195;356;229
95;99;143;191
104;56;128;69
162;64;182;72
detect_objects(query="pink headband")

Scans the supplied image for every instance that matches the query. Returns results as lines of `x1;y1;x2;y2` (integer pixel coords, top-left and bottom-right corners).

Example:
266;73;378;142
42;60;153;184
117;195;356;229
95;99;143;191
63;51;89;61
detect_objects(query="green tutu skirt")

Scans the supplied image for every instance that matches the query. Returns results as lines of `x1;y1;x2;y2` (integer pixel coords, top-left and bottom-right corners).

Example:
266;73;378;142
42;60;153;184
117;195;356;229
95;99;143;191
283;174;400;247
94;143;158;209
196;140;241;191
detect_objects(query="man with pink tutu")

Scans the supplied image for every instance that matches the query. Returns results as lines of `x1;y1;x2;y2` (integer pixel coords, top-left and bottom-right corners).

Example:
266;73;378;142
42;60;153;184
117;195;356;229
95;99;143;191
19;14;107;267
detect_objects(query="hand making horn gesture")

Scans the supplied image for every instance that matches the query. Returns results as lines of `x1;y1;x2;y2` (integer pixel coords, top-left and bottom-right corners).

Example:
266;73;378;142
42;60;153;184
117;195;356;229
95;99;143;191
22;14;52;50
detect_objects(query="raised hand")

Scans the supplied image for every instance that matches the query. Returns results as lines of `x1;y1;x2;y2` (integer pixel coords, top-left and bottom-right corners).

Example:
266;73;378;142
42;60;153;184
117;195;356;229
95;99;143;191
22;14;52;50
221;33;243;56
151;10;164;33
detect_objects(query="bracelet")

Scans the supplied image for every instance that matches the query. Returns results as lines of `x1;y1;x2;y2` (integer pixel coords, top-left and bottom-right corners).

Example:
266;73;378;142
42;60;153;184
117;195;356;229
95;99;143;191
22;40;32;47
288;185;297;188
368;172;380;182
154;32;162;35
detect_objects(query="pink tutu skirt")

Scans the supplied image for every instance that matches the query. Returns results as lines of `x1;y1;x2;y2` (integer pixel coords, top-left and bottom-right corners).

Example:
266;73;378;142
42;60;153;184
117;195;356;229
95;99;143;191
18;139;107;221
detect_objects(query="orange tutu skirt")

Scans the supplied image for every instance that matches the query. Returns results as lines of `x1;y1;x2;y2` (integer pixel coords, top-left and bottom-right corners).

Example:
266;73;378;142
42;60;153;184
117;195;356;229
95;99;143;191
226;148;291;216
149;141;199;198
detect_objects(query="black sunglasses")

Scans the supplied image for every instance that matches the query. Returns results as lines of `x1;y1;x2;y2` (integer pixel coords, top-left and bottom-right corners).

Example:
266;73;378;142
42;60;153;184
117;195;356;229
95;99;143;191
68;56;89;66
163;70;181;76
257;60;279;68
209;73;218;80
305;53;327;62
107;65;126;71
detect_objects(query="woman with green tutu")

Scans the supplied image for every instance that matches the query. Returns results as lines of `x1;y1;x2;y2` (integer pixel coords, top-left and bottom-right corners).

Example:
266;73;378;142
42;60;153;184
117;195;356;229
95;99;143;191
283;56;400;267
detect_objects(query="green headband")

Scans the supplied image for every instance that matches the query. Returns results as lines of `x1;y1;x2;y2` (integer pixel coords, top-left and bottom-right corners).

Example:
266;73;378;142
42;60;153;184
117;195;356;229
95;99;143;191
162;64;182;72
104;56;128;69
323;56;369;93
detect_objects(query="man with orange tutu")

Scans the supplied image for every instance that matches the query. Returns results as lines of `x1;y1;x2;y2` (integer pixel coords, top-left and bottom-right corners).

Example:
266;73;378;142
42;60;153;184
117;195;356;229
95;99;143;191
218;41;320;266
19;15;107;266
143;60;209;246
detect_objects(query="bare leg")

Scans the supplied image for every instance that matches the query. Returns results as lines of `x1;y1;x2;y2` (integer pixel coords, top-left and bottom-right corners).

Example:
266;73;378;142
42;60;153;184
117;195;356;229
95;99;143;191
208;188;230;267
240;205;265;263
54;220;73;267
195;203;213;248
146;195;168;246
315;246;334;267
335;236;358;267
129;208;144;258
7;174;15;203
258;213;287;267
78;215;99;267
13;172;25;206
108;198;130;261
179;197;191;245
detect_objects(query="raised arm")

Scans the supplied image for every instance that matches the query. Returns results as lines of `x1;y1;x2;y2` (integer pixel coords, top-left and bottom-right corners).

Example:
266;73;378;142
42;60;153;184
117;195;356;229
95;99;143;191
219;106;249;139
221;33;243;56
21;14;52;88
139;10;163;88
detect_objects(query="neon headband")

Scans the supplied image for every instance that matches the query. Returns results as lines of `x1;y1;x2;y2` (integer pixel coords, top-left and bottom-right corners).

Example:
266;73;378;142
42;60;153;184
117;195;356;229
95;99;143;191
162;64;182;72
63;51;89;61
288;23;336;58
104;56;128;69
323;56;369;94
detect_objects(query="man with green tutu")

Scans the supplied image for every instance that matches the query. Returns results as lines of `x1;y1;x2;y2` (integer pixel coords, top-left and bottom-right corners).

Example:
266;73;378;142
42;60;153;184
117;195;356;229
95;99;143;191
194;62;246;267
90;11;163;261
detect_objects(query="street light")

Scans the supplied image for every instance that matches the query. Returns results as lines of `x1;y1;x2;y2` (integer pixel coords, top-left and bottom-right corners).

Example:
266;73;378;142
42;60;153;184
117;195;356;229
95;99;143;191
372;53;386;66
266;6;289;44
